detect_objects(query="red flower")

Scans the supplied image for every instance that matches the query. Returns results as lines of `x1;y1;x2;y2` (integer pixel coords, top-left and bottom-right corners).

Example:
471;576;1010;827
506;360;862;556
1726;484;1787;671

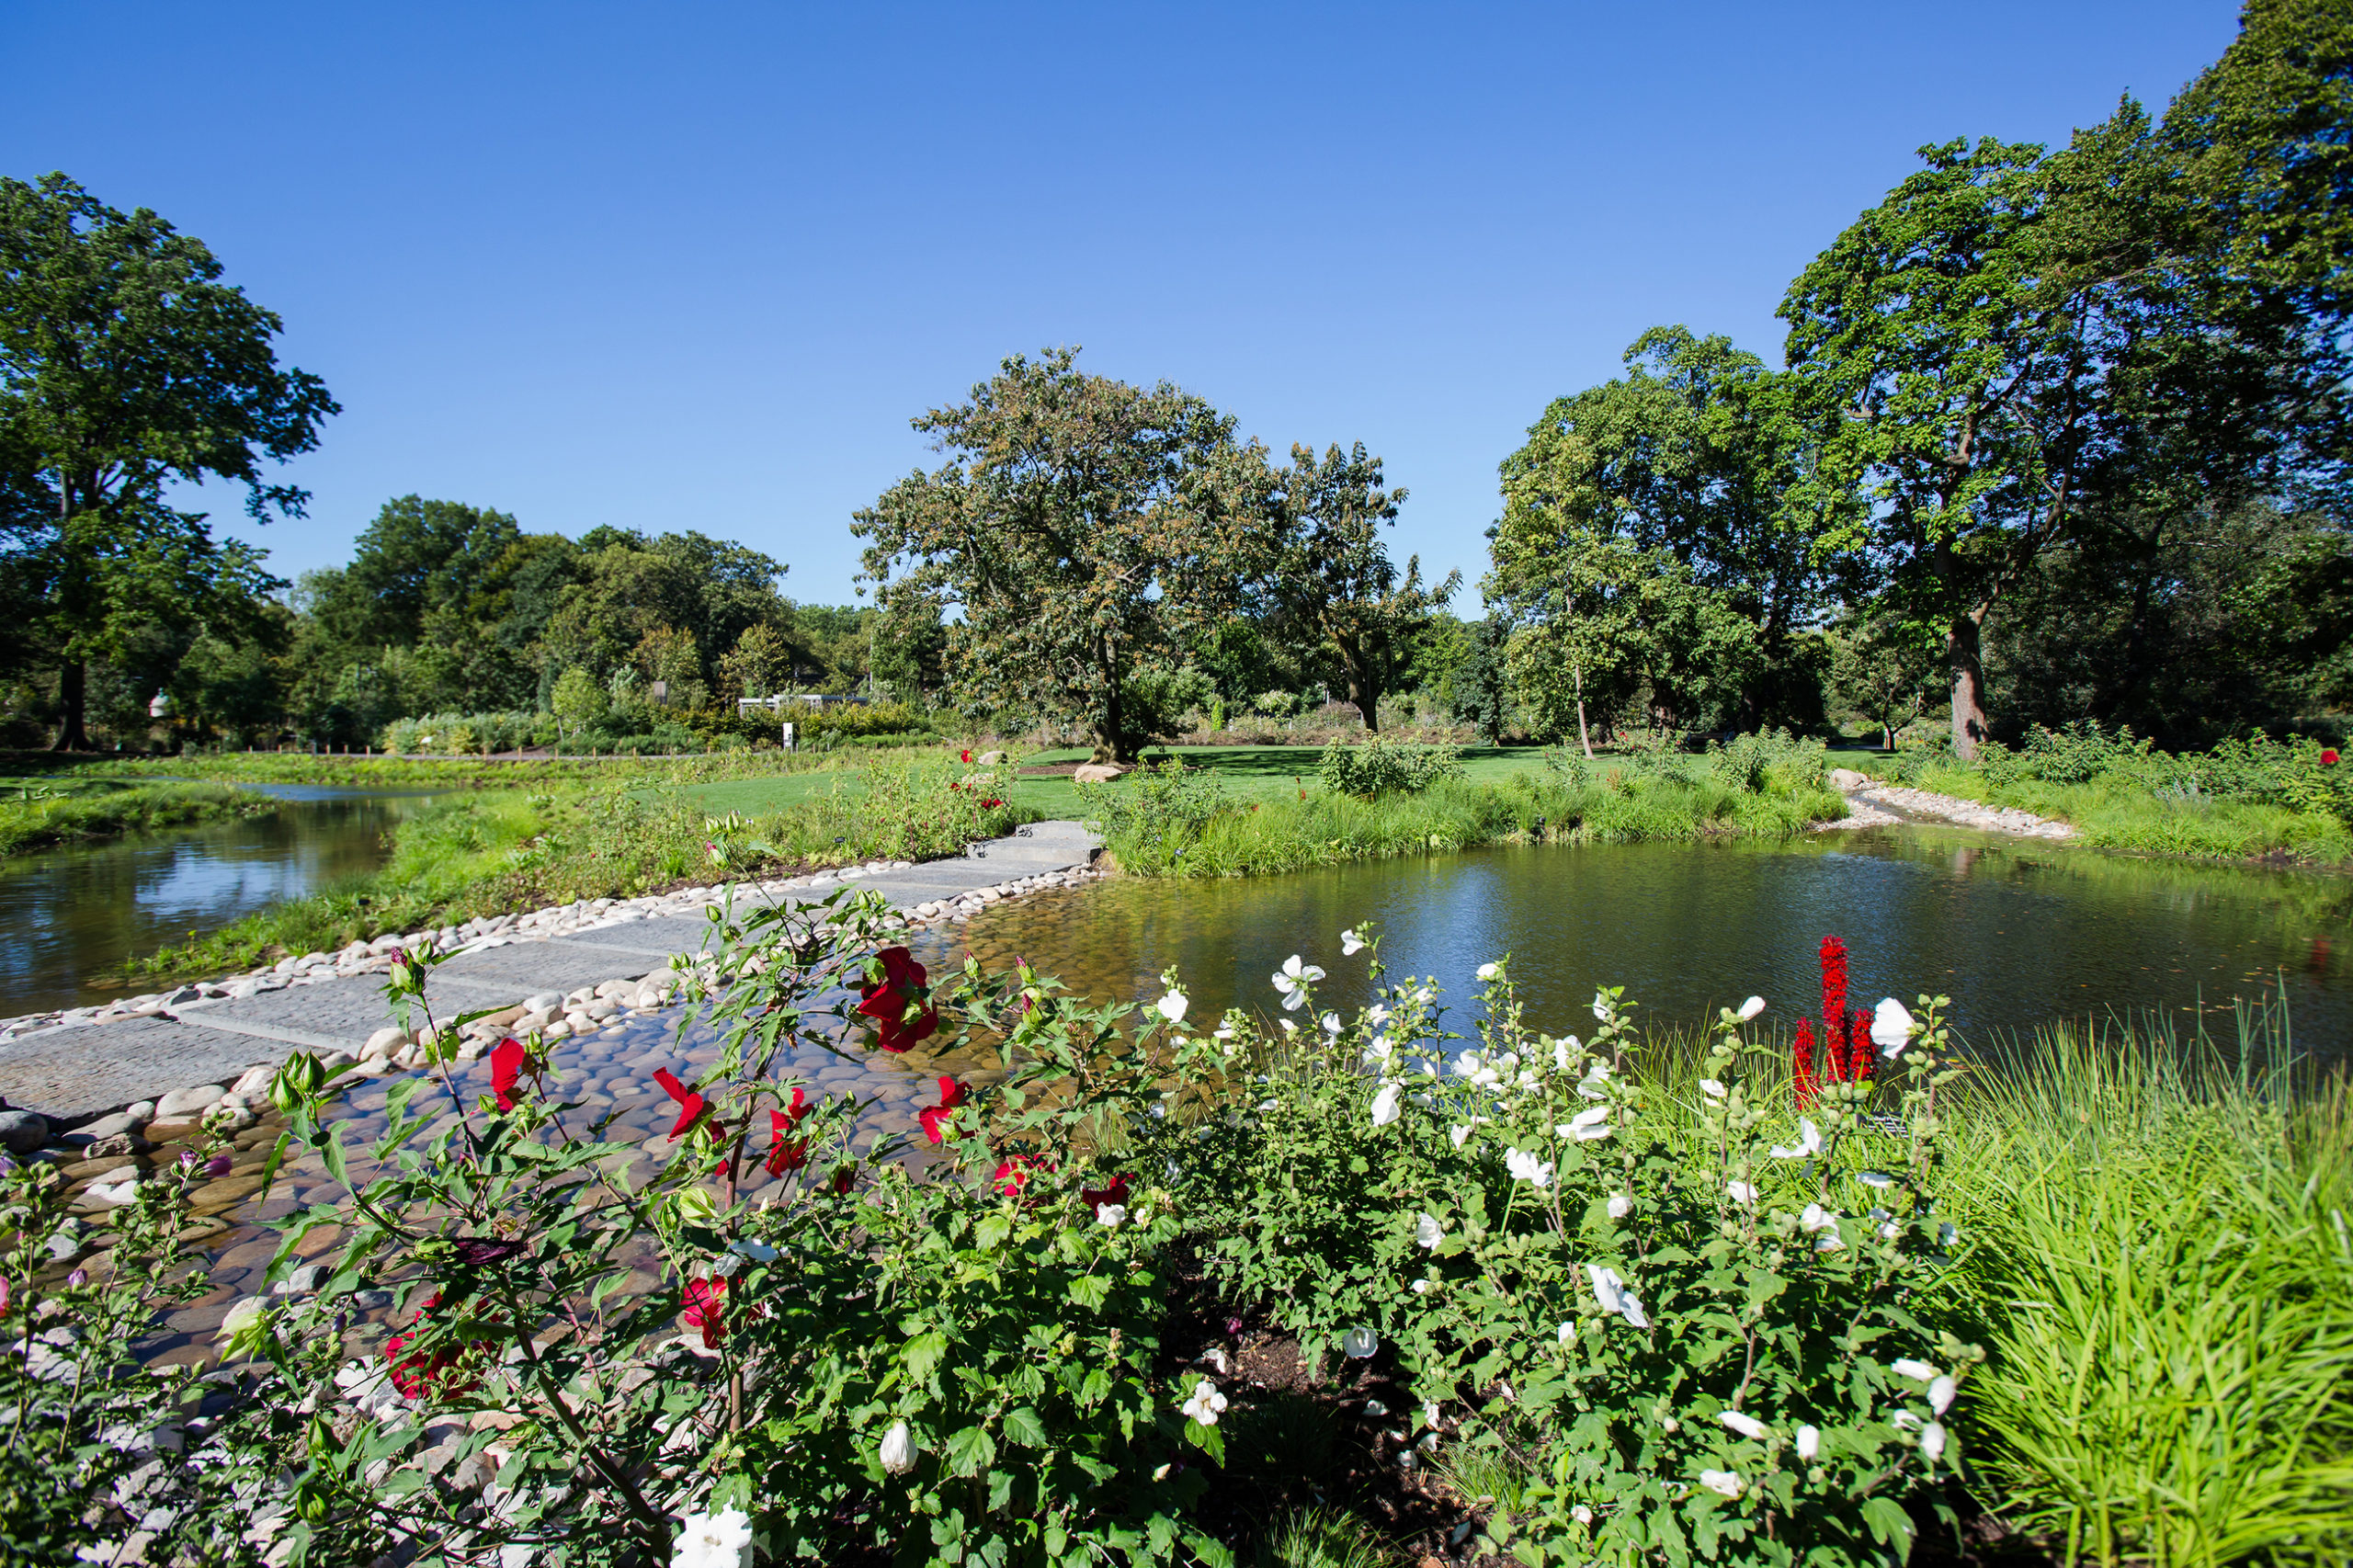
1080;1172;1131;1212
654;1068;709;1142
383;1291;481;1401
489;1037;530;1111
1847;1008;1875;1084
980;798;1003;810
767;1086;813;1176
960;749;973;764
1792;1017;1817;1109
2325;749;2341;766
858;947;938;1053
993;1152;1051;1201
683;1277;726;1348
830;1164;857;1196
918;1076;969;1145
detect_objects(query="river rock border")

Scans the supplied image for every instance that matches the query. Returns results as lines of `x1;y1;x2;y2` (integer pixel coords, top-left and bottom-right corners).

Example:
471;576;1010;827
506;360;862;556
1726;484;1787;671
1817;767;2075;840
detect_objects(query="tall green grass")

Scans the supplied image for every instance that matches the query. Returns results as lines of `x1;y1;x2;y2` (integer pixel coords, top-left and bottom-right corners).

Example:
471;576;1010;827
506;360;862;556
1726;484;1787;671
1870;759;2353;865
1943;1006;2353;1566
0;780;278;858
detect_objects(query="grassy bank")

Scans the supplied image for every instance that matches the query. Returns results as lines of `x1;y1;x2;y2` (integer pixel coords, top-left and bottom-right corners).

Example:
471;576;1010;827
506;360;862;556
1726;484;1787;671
1083;737;1845;877
0;780;278;858
44;745;911;792
110;756;1034;986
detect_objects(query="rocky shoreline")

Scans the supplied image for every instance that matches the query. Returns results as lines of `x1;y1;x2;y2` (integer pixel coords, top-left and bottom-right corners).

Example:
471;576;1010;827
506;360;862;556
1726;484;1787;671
1819;767;2076;840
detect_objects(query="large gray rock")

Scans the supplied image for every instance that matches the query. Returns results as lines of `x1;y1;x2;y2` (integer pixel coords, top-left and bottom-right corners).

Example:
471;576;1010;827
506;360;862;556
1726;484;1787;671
1829;767;1870;790
0;1109;51;1154
153;1085;223;1119
1072;762;1131;784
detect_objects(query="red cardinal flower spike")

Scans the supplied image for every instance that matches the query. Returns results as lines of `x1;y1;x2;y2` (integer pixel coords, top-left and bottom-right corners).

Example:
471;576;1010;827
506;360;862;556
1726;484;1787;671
767;1087;813;1176
683;1278;726;1348
1792;1018;1817;1109
918;1076;968;1145
489;1037;530;1111
654;1068;709;1142
858;947;938;1053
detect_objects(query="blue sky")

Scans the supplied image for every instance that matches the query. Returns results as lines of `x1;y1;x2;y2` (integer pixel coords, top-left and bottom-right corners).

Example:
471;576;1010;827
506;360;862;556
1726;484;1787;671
3;2;2241;608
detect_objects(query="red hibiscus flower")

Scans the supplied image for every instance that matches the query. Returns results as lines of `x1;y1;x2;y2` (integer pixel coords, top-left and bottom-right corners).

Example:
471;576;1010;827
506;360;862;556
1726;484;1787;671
2325;749;2341;766
980;798;1002;810
960;749;973;764
683;1277;726;1348
992;1151;1052;1202
767;1086;813;1176
858;947;938;1053
384;1291;482;1401
489;1037;531;1111
654;1068;710;1142
1081;1173;1131;1212
918;1076;969;1145
830;1163;857;1196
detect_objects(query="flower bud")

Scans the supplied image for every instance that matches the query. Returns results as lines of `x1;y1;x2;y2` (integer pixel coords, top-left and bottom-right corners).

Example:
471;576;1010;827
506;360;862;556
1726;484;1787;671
879;1419;916;1475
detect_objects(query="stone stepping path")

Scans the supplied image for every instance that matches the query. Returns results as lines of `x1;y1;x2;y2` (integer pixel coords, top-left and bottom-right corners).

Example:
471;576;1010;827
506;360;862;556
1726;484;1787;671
0;821;1101;1126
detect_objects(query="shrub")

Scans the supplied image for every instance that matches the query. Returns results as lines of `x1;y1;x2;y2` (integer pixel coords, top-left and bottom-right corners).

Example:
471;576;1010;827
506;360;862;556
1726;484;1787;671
1315;736;1463;796
380;710;545;755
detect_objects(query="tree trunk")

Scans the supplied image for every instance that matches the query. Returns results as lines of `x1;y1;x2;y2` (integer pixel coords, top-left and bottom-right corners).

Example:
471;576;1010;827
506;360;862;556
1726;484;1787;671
52;660;91;752
1947;611;1989;760
1574;658;1592;758
1334;632;1379;733
1094;668;1128;763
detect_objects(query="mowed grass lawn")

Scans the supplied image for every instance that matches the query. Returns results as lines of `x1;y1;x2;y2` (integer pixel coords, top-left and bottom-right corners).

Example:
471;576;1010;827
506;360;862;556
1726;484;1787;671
661;744;1557;822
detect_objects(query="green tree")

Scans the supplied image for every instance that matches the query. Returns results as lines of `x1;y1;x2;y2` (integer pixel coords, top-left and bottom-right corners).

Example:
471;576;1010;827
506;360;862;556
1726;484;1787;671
1830;616;1944;749
1260;442;1460;731
0;173;335;749
720;621;794;700
852;348;1254;761
550;666;607;738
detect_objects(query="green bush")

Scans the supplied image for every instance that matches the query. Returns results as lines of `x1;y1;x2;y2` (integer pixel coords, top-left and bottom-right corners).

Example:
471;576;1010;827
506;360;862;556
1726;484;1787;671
1315;736;1462;796
380;710;548;755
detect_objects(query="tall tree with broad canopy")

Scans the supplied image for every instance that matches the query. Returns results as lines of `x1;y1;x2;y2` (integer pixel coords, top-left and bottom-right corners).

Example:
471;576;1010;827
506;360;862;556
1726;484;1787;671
1257;442;1460;732
0;173;336;749
1487;327;1837;745
1783;90;2347;757
852;348;1256;761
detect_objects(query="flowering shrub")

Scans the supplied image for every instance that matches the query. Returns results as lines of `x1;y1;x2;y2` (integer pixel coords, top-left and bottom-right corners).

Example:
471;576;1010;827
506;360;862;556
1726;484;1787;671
1315;736;1464;796
1141;932;1979;1565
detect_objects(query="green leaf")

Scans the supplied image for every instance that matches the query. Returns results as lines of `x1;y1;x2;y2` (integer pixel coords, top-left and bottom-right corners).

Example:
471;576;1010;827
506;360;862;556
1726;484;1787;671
1860;1496;1915;1562
1066;1273;1112;1312
944;1424;997;1477
903;1329;949;1381
1001;1405;1048;1448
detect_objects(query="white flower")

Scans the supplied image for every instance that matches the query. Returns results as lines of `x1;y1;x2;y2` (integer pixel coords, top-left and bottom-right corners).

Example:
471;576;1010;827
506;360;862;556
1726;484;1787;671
1592;990;1613;1022
1476;961;1501;982
1341;927;1367;956
1096;1203;1128;1228
1813;1230;1847;1253
1572;1505;1594;1526
1417;1429;1440;1452
1870;997;1915;1056
1938;1221;1960;1248
1699;1079;1727;1101
1563;1105;1614;1142
1796;1424;1820;1460
1552;1037;1574;1073
672;1506;754;1568
1212;1024;1234;1040
1557;1321;1575;1345
1698;1469;1744;1499
1769;1118;1823;1160
1890;1358;1940;1382
1364;1398;1389;1417
1165;1157;1182;1182
1415;1213;1444;1249
1720;1410;1768;1440
1370;1083;1402;1128
1920;1421;1947;1461
1858;1171;1895;1188
1608;1192;1632;1220
1800;1203;1838;1233
1360;1034;1394;1065
879;1420;917;1475
1504;1148;1553;1187
1412;1278;1430;1294
1738;994;1768;1021
1725;1181;1758;1205
1155;991;1188;1025
1421;1400;1440;1427
729;1238;779;1263
1449;1123;1474;1150
1271;955;1324;1009
1893;1410;1923;1431
1367;1003;1390;1025
1588;1265;1649;1328
1321;1010;1343;1036
1340;1325;1379;1358
1927;1375;1956;1415
1180;1377;1229;1426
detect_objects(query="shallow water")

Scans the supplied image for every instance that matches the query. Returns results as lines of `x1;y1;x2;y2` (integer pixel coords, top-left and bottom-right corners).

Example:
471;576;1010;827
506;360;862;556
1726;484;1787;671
0;787;444;1015
954;825;2353;1062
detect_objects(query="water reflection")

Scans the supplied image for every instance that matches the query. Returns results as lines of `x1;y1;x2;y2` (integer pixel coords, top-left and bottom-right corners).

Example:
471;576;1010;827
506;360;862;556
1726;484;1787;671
953;826;2353;1062
0;790;443;1015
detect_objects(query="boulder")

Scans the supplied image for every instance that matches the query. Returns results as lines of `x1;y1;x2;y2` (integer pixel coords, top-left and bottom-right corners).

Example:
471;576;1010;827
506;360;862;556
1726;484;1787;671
0;1108;51;1154
230;1064;277;1100
362;1026;406;1060
1072;762;1132;784
154;1085;223;1119
1829;767;1870;790
977;750;1008;765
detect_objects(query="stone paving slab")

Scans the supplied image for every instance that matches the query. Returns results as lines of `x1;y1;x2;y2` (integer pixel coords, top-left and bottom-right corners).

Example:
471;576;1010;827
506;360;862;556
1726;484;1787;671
0;822;1100;1125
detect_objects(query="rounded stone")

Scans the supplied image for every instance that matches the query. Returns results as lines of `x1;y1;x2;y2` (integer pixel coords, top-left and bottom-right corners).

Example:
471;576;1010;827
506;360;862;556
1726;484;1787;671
0;1109;51;1154
154;1085;224;1119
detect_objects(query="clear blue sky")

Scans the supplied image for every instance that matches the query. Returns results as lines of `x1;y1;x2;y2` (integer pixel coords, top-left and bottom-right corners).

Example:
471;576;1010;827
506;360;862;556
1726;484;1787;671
2;1;2242;608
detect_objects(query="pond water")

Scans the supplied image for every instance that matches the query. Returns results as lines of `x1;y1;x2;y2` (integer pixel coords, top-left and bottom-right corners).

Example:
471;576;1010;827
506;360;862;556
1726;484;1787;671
954;824;2353;1065
0;785;443;1017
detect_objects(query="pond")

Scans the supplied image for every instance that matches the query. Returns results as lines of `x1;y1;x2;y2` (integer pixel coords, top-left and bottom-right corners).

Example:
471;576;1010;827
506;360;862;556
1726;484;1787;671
952;824;2353;1065
0;785;444;1017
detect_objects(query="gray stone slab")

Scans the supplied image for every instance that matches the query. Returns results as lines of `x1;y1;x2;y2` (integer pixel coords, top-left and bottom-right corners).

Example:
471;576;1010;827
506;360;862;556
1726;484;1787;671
199;977;404;1044
436;944;657;994
0;1017;292;1122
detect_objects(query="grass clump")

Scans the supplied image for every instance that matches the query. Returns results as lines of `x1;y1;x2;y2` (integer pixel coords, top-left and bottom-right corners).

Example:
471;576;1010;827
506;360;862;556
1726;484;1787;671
0;779;278;858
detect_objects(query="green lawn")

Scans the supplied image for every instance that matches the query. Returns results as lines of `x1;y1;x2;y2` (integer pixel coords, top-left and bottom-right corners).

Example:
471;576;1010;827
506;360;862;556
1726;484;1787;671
664;744;1560;821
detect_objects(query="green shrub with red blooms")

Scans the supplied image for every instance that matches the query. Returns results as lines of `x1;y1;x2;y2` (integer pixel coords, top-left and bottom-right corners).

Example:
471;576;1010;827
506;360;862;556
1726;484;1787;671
1133;931;1981;1567
207;885;1239;1568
